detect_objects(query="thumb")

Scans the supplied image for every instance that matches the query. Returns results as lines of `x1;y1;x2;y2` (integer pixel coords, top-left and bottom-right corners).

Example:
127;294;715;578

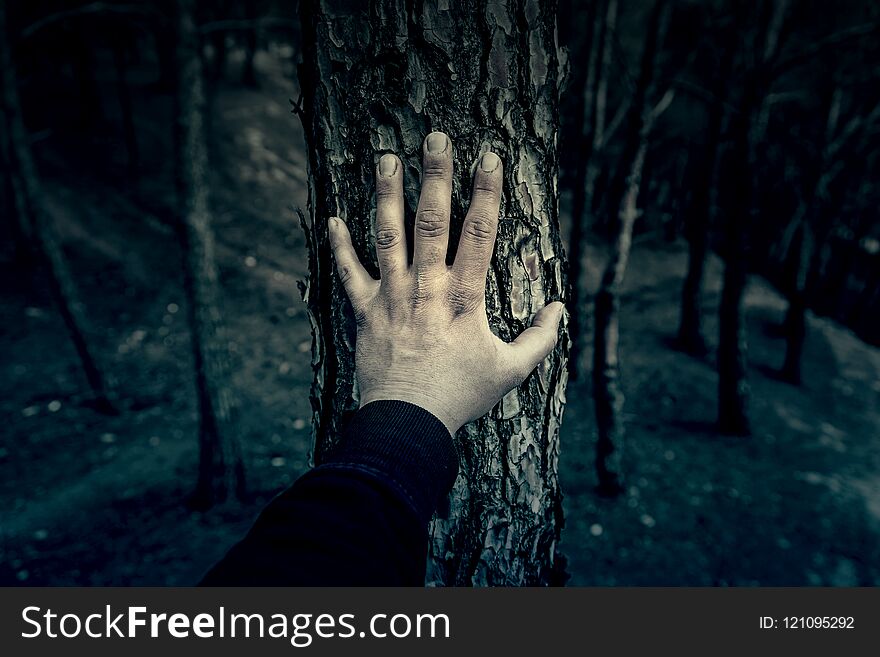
506;302;565;383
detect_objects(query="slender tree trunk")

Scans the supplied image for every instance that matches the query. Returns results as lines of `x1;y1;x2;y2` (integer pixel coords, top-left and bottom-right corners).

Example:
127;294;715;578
569;0;615;379
175;0;245;507
0;3;115;414
299;0;569;586
677;29;734;356
780;86;855;385
780;287;806;384
592;145;644;496
592;0;669;495
210;30;227;81
241;0;258;87
70;32;103;128
717;1;786;435
112;36;139;177
717;79;756;435
717;246;750;434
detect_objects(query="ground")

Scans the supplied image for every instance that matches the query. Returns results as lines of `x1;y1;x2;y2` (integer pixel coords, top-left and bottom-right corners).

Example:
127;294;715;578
1;53;878;586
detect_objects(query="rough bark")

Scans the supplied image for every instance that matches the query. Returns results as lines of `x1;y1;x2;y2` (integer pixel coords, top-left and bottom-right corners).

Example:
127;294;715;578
717;1;787;435
0;2;115;414
592;0;670;495
568;0;616;379
175;0;245;507
298;0;569;586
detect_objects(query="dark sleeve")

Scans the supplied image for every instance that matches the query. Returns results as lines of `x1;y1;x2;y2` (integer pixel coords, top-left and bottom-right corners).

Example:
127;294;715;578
199;400;458;586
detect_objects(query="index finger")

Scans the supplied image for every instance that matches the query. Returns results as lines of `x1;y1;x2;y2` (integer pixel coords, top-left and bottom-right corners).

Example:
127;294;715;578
451;151;502;293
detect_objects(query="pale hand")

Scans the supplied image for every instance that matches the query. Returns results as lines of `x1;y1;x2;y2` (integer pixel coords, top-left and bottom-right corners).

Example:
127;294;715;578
328;131;564;435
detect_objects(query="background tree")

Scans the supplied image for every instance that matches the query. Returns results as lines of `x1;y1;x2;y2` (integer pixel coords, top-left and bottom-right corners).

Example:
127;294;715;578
777;87;880;384
592;0;672;495
676;13;736;356
298;0;569;585
0;0;115;414
567;0;617;378
716;0;787;436
175;0;245;507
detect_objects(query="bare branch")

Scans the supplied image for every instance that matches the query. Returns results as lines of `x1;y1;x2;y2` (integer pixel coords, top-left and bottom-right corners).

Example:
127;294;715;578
773;21;880;77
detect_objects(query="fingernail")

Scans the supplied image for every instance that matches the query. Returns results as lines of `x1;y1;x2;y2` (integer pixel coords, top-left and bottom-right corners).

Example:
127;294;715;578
329;217;340;232
378;154;397;177
426;131;448;153
480;152;500;172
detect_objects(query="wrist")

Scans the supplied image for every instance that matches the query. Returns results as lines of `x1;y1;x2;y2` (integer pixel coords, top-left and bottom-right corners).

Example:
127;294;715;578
359;389;461;435
326;400;459;521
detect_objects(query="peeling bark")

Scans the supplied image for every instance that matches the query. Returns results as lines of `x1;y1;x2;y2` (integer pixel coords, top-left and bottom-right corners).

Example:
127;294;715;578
298;0;569;586
175;0;245;506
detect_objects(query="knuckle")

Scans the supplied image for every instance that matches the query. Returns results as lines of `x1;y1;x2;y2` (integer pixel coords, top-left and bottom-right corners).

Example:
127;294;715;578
463;211;497;242
447;285;480;316
337;263;353;286
415;209;447;237
352;304;369;327
473;179;501;202
376;182;399;201
409;287;432;309
423;161;451;179
375;228;402;250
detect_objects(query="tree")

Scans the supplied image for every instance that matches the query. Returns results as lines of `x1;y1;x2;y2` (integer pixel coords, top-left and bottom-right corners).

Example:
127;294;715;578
716;0;787;435
778;88;880;384
0;1;115;414
676;15;736;356
592;0;672;495
567;0;617;378
175;0;245;507
298;0;569;585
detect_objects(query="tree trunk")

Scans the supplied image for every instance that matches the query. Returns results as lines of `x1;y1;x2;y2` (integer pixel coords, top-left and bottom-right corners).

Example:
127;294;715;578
592;0;669;495
298;0;569;586
175;0;245;507
112;35;139;177
568;0;615;380
717;1;786;436
568;0;617;380
717;251;750;434
677;26;734;356
241;0;258;87
0;3;115;414
780;289;806;384
778;201;813;386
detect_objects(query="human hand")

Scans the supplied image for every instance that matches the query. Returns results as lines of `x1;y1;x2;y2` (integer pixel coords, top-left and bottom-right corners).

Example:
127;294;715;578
328;131;564;435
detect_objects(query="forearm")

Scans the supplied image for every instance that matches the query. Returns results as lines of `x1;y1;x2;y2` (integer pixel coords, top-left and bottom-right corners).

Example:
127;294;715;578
200;401;458;586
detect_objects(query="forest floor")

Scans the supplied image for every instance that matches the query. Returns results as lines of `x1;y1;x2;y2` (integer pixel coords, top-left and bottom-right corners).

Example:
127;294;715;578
1;52;878;585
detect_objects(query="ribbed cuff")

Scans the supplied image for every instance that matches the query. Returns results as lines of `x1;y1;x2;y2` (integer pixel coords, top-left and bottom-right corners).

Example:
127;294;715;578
320;400;459;522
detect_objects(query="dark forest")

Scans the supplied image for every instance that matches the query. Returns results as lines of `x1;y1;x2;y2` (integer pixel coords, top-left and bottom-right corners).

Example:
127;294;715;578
1;0;878;586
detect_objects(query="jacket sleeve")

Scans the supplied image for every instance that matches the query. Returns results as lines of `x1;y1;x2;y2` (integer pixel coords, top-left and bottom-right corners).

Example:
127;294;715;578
199;400;458;586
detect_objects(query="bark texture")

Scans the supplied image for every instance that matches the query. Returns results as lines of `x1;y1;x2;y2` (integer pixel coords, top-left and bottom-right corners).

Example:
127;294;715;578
0;2;114;413
298;0;569;586
175;0;245;506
